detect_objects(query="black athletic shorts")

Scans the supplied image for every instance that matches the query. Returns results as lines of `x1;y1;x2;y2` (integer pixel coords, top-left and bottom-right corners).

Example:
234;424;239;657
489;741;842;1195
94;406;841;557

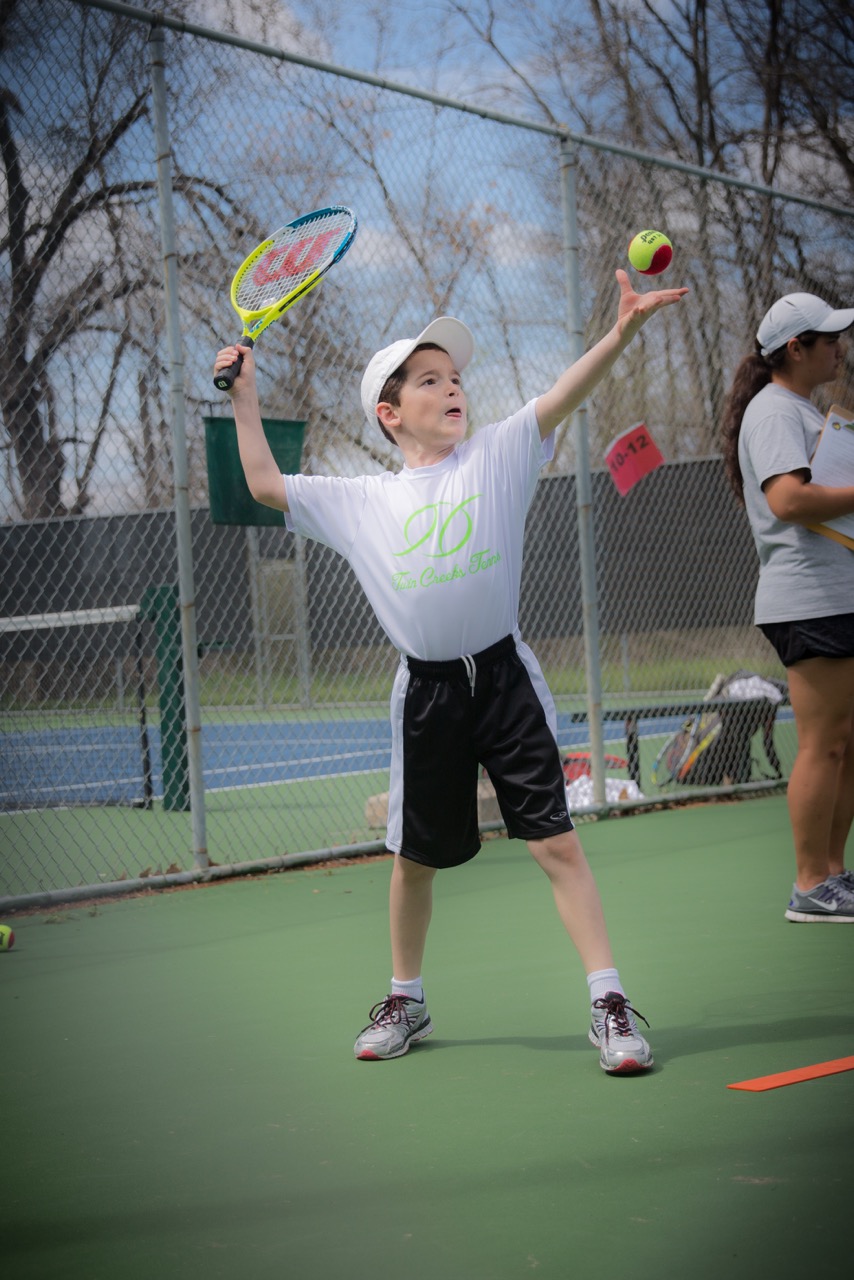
759;613;854;667
387;634;574;869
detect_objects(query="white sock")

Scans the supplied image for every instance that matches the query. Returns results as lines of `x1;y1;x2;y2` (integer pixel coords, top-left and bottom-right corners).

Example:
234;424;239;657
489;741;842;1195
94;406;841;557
391;976;424;1003
587;968;624;1004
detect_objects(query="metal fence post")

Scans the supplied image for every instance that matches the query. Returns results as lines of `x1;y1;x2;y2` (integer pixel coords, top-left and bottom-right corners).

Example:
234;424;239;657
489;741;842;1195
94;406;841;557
559;135;606;805
244;528;268;707
148;25;208;865
293;535;313;709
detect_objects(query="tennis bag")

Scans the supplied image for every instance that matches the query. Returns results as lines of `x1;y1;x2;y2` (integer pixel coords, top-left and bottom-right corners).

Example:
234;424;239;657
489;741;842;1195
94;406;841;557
651;670;787;789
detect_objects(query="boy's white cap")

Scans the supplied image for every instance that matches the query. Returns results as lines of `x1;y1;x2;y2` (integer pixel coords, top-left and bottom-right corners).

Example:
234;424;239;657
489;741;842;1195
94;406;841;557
360;317;474;425
757;292;854;357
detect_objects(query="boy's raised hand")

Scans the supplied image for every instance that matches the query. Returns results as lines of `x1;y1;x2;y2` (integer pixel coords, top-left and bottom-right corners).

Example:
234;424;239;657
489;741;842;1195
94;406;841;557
614;268;689;340
213;342;257;393
535;269;689;436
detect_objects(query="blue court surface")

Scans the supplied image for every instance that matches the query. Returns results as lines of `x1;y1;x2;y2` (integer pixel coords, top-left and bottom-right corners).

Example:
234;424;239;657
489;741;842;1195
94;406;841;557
0;711;791;809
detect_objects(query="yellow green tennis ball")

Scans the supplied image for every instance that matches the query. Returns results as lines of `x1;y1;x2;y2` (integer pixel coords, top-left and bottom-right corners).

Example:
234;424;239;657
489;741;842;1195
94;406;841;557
0;924;15;951
628;229;673;275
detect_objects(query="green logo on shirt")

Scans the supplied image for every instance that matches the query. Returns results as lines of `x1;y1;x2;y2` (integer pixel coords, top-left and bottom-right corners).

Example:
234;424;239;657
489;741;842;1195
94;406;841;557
391;494;500;592
394;497;481;558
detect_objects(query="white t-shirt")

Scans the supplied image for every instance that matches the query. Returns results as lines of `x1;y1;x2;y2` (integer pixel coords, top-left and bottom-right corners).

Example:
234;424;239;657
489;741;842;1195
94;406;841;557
284;400;553;659
738;381;854;623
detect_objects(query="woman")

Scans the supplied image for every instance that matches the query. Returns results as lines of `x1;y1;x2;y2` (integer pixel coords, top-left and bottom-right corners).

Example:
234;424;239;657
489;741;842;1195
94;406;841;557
722;291;854;922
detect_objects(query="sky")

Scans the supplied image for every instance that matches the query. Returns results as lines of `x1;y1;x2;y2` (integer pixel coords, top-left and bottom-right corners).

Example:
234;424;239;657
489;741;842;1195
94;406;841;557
181;0;544;103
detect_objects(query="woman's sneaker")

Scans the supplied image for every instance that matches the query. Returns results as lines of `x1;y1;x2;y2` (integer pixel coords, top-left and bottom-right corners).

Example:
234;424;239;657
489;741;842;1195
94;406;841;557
354;994;433;1060
785;877;854;923
589;992;654;1074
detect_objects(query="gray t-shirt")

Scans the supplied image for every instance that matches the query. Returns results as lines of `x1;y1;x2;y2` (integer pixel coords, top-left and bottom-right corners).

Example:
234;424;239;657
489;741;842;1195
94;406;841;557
738;381;854;623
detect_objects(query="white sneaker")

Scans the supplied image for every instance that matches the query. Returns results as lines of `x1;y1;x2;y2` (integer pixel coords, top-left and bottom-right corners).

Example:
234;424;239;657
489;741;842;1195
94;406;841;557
589;991;653;1073
354;994;433;1060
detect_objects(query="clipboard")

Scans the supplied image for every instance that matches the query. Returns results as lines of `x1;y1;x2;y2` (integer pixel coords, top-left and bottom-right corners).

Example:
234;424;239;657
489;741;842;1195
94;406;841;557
805;403;854;551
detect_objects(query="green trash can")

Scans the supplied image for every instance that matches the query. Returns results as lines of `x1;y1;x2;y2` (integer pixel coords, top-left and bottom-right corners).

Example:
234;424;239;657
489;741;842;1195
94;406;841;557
204;417;305;526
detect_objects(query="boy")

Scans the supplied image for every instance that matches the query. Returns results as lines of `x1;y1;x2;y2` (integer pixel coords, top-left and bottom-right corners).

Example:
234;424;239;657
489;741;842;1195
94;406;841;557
213;267;688;1073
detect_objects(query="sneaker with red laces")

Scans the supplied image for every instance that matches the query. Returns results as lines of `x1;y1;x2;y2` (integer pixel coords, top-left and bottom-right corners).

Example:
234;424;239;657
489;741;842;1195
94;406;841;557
354;993;433;1060
589;991;654;1074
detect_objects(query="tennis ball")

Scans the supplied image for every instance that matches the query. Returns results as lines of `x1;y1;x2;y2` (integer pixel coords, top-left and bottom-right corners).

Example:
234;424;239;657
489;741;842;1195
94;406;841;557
628;229;673;275
0;925;15;951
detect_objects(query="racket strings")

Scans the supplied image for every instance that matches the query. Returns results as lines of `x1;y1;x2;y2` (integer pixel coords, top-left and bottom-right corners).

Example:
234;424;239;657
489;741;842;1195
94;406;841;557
234;209;354;314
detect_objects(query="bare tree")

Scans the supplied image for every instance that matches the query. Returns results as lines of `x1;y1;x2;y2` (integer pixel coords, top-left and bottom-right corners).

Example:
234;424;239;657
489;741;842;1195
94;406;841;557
723;0;854;203
0;0;323;518
417;0;853;459
0;1;163;518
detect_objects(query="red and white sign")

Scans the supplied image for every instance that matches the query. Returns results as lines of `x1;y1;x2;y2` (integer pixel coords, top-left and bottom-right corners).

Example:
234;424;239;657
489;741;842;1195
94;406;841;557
605;423;664;496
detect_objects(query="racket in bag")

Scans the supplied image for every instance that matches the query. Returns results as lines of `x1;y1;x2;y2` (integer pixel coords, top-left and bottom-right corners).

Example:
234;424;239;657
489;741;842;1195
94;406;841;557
651;670;787;789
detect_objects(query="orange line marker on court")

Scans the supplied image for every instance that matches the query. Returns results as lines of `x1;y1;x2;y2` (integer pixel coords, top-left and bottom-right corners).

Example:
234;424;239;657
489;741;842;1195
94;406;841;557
727;1056;854;1092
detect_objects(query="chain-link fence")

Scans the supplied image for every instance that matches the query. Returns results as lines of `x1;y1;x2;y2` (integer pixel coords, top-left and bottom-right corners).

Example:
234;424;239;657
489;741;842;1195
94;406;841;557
2;0;853;906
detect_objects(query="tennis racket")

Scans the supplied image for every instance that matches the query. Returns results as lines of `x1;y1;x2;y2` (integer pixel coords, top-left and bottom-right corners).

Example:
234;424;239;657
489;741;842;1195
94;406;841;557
213;205;357;391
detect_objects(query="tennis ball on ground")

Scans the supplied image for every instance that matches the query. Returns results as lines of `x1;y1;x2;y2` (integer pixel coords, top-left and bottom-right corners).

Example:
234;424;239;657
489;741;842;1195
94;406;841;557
0;925;15;951
628;229;673;275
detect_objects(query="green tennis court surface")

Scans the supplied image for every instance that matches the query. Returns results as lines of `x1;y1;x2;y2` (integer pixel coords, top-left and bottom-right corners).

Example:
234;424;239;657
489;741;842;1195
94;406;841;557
1;795;851;1279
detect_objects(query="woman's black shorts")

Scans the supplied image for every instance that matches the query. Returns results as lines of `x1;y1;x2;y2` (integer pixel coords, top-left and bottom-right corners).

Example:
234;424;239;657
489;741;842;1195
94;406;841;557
759;612;854;667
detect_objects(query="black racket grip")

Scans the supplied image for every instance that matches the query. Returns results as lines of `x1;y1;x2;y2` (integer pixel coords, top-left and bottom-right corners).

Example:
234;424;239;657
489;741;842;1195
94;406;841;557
213;337;254;391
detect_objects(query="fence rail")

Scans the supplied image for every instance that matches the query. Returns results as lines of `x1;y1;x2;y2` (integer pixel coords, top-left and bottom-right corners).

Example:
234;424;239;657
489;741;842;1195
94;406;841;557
1;0;851;906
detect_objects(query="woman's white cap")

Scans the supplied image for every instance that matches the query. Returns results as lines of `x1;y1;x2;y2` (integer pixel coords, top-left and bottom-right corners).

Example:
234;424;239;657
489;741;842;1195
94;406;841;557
757;292;854;357
360;317;474;425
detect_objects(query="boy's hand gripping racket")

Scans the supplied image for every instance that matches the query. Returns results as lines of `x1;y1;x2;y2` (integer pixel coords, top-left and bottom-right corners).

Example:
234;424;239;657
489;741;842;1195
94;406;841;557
213;205;357;391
